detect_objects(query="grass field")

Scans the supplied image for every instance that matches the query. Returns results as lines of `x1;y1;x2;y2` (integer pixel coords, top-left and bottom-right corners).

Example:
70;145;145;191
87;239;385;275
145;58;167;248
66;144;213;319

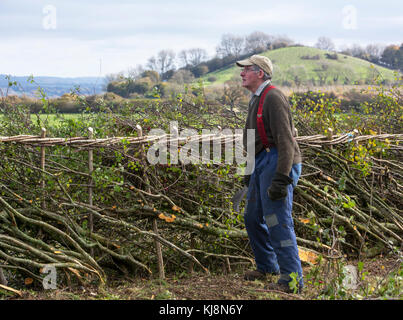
202;46;399;86
30;113;81;125
0;113;91;132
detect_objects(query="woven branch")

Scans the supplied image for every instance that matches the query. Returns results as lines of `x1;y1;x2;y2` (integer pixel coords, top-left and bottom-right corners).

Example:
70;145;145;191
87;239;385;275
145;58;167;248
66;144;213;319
0;132;401;149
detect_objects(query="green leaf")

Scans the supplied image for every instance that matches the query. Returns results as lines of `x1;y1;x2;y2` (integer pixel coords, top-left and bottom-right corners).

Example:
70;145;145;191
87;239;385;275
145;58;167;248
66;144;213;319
357;261;364;273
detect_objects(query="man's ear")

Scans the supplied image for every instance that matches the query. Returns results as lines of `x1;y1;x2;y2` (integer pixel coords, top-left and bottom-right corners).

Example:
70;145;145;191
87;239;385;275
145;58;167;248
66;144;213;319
257;69;264;79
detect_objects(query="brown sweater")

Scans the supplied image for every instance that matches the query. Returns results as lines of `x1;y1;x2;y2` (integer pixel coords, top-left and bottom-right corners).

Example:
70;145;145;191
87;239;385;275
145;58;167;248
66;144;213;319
243;84;302;176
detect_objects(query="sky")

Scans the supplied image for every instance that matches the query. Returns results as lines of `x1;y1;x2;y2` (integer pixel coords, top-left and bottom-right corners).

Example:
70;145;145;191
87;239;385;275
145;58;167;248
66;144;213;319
0;0;402;77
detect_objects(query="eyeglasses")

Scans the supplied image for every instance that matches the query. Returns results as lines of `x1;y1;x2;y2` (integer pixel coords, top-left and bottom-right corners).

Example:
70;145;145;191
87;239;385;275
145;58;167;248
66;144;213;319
241;66;259;73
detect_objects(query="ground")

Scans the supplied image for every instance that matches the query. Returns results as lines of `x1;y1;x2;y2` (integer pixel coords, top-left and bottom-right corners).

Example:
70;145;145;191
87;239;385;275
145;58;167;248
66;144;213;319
2;254;400;301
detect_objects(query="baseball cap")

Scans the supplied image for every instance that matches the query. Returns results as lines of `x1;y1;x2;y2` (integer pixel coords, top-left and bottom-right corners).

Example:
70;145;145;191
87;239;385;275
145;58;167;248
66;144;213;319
236;55;273;77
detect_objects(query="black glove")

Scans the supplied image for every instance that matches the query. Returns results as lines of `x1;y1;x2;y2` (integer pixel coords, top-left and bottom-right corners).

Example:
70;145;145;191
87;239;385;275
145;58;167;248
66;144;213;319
268;172;293;201
243;174;251;187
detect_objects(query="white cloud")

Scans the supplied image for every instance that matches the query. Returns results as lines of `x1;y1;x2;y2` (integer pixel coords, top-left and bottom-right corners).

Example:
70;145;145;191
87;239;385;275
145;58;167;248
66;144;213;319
0;34;218;77
362;15;403;27
219;4;322;27
0;0;401;77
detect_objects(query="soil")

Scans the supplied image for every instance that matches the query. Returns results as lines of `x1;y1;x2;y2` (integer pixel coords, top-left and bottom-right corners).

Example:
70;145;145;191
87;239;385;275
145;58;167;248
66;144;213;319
3;254;400;301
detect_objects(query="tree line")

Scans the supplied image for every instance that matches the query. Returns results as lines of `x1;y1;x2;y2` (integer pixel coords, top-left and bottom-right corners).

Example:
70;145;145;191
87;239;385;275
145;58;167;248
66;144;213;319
105;31;296;97
106;32;402;98
315;36;403;70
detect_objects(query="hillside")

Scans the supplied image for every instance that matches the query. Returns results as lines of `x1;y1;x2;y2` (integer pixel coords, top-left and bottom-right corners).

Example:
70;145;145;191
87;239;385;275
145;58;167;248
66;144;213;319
202;46;399;86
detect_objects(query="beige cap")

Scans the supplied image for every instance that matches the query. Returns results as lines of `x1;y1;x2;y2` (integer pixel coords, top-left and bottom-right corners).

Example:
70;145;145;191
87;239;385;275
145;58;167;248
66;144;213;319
236;55;273;77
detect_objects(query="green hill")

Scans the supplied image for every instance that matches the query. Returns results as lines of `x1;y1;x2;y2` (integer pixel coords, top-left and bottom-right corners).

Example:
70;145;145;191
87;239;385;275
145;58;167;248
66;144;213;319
202;46;399;86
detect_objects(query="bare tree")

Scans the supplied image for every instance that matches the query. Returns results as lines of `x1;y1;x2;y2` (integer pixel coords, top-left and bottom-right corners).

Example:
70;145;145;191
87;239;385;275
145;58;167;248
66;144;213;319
222;78;247;112
244;31;273;54
147;50;176;75
127;64;145;80
271;34;294;49
179;48;208;67
105;72;125;83
315;36;335;52
365;44;385;62
216;33;245;58
178;50;189;68
188;48;208;66
103;71;125;90
349;44;365;58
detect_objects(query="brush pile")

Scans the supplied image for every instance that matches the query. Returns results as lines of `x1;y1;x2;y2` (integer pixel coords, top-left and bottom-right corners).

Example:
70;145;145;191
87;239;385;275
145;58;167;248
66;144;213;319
0;84;401;288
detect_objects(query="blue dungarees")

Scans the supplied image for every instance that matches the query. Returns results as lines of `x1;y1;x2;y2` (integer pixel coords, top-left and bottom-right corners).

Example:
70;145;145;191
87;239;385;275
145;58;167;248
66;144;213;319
245;147;303;287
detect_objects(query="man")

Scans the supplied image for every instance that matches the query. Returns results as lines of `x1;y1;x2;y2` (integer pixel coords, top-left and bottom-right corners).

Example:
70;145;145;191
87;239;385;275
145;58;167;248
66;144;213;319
236;55;303;293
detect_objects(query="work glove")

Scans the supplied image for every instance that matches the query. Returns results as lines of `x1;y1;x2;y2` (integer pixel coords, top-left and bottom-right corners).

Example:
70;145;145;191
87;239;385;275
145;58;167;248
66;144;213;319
268;172;293;201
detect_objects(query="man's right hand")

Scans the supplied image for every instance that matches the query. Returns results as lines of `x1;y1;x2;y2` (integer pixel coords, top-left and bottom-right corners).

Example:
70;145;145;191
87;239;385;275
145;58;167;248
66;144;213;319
267;172;293;201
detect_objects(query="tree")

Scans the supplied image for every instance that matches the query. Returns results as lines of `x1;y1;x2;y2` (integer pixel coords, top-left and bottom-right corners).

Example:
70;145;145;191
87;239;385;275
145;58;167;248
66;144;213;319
271;35;294;49
190;65;209;78
103;72;125;91
106;81;128;97
141;70;160;83
287;65;307;87
350;44;365;58
105;72;125;83
316;62;331;85
205;57;224;73
339;65;355;84
222;78;247;112
147;50;176;77
178;50;189;68
381;44;402;70
341;44;368;59
170;69;195;84
216;33;244;58
127;65;145;80
315;36;335;52
244;31;273;54
128;79;150;95
365;44;384;60
179;48;208;68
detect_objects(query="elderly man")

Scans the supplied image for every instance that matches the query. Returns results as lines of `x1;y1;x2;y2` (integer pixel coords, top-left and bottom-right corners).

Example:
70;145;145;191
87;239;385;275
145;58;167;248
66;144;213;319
237;55;303;293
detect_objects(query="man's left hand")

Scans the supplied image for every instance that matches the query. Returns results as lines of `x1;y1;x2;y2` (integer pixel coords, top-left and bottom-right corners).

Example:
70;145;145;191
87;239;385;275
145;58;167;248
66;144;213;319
268;172;293;201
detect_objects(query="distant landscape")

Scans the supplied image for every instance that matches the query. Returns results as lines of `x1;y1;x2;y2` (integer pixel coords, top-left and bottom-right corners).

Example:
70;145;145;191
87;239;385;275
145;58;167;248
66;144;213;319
0;75;105;98
1;33;401;100
203;46;398;86
1;44;401;116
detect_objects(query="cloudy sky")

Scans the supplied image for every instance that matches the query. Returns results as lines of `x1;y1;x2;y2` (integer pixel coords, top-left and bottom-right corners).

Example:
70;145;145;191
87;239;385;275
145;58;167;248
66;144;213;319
0;0;402;77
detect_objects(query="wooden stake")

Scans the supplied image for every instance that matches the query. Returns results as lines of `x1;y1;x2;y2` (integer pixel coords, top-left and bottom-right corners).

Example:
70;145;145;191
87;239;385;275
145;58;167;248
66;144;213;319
136;124;165;279
188;237;195;274
40;128;46;210
326;127;333;151
88;127;94;257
